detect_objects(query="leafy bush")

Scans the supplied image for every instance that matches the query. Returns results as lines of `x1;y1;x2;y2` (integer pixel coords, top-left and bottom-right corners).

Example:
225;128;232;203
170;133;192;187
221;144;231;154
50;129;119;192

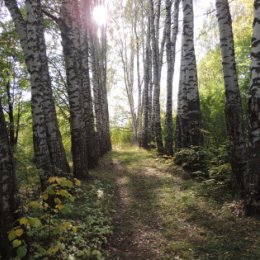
9;177;112;260
174;146;209;178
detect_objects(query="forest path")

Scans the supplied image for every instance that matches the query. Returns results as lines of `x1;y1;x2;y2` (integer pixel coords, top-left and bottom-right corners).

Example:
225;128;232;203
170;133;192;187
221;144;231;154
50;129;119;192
92;146;260;260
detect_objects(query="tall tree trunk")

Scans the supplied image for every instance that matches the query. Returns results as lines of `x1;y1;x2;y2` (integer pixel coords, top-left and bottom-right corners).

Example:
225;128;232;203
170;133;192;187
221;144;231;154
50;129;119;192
59;0;88;179
14;96;22;145
134;1;143;146
119;29;138;143
216;0;247;196
142;16;152;148
6;79;15;147
0;98;19;260
100;25;112;152
246;0;260;212
150;0;164;154
36;2;70;176
4;0;69;185
89;3;111;155
165;0;180;155
176;0;202;149
80;0;100;168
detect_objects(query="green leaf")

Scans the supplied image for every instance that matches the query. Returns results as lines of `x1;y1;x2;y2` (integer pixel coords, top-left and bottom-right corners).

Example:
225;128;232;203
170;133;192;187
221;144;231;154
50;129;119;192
59;178;73;188
28;217;41;227
17;245;27;258
59;205;71;215
59;189;70;198
13;239;22;248
8;230;16;241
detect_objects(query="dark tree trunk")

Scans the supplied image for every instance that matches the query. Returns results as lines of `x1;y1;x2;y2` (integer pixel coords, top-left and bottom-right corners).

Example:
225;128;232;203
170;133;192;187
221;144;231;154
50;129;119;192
246;0;260;212
80;0;100;168
6;79;15;147
0;98;19;260
142;16;152;149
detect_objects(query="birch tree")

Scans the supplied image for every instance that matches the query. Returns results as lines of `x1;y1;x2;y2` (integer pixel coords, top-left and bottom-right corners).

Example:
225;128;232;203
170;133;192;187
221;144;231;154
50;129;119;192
164;0;180;155
247;0;260;211
4;0;69;184
216;0;247;195
142;16;153;148
150;0;164;153
0;98;18;260
90;0;111;155
59;0;89;178
80;0;100;168
176;0;202;149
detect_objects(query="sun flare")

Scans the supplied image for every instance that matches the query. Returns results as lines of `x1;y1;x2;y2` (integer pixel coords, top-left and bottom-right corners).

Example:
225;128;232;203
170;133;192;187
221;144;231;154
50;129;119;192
93;5;108;26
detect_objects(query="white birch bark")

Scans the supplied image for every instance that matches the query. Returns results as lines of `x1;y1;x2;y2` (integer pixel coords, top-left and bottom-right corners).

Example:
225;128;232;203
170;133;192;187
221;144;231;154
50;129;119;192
150;0;164;153
216;0;246;196
176;0;202;148
4;0;69;184
246;0;260;211
59;0;88;179
165;0;180;155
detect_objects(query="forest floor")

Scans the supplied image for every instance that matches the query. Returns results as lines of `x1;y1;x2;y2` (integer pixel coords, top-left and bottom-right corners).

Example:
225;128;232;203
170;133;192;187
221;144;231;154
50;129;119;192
91;146;260;260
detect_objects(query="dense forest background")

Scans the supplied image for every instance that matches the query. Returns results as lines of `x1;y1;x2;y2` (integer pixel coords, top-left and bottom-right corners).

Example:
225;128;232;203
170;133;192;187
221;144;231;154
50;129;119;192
0;0;260;259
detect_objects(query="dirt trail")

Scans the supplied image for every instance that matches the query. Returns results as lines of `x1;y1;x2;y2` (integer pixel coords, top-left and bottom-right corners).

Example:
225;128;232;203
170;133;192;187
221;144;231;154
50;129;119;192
108;160;165;260
93;147;260;260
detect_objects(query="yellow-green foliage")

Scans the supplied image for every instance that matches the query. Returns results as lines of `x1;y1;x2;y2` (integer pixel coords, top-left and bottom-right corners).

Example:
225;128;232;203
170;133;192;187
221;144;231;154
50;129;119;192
111;127;132;147
9;177;112;260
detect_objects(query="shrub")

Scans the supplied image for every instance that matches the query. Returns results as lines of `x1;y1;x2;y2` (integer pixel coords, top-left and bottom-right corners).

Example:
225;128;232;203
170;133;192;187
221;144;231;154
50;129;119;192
8;177;112;260
174;146;209;178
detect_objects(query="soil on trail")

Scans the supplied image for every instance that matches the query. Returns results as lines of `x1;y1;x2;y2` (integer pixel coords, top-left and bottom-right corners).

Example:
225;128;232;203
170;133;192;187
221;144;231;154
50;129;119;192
92;147;260;260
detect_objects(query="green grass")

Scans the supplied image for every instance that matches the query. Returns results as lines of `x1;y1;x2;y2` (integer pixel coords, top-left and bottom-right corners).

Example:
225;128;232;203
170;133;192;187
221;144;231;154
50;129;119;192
92;146;260;260
13;140;260;260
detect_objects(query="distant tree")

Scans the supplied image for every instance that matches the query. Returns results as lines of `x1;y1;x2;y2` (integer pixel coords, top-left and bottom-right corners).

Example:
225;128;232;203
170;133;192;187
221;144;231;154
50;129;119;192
142;15;152;149
215;0;247;196
90;0;111;155
149;0;164;153
80;0;100;168
164;0;180;155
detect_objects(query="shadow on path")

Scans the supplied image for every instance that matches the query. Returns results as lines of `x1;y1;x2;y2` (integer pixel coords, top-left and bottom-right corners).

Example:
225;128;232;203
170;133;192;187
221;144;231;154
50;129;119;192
92;147;260;260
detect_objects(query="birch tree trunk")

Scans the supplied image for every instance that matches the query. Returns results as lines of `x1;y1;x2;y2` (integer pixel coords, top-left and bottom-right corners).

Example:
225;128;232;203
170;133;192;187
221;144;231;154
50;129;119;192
165;0;180;155
176;0;202;149
100;25;112;152
0;99;19;260
216;0;247;196
89;3;111;155
80;0;100;168
134;2;143;145
90;25;106;155
142;16;152;148
59;0;88;179
150;0;164;154
246;0;260;212
4;0;69;184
